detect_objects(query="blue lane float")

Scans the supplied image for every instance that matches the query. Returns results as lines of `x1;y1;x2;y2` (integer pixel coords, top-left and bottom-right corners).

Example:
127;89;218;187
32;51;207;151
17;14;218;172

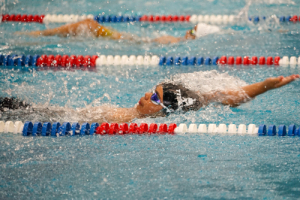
188;57;196;65
258;124;267;136
288;124;296;136
17;55;26;66
174;57;181;65
279;16;285;22
267;125;276;136
23;121;33;136
32;122;42;136
0;54;4;65
25;55;33;66
90;123;99;135
205;57;212;65
278;125;287;136
58;122;71;136
71;122;80;135
3;55;11;66
32;55;40;66
8;54;17;66
181;57;188;65
117;16;123;22
51;122;61;136
212;56;219;65
80;123;90;135
159;56;166;65
197;57;204;65
42;122;52;136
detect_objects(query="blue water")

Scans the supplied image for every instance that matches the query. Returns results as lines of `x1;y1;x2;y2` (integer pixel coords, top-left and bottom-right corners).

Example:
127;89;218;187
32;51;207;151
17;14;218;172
1;0;300;199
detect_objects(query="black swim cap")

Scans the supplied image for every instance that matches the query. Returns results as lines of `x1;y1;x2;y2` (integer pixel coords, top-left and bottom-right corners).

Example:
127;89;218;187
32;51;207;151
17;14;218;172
161;83;202;113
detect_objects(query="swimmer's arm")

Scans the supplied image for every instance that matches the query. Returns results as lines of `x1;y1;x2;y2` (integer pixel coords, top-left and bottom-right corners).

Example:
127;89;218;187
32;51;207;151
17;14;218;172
16;19;99;37
17;19;121;39
102;107;140;123
152;35;184;44
203;74;299;107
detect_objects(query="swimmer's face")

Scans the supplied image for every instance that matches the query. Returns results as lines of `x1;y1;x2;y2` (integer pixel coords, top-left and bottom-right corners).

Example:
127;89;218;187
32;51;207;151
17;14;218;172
185;24;197;40
136;85;164;116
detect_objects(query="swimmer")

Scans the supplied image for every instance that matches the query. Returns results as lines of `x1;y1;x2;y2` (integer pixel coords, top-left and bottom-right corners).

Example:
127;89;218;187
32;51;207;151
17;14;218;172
1;74;299;124
15;19;220;44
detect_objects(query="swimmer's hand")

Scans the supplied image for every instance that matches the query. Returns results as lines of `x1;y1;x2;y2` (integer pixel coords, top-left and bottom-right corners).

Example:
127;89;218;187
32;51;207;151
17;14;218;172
263;74;300;90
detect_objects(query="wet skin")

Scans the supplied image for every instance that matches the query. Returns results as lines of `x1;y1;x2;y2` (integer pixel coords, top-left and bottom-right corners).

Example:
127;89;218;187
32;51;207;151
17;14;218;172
136;85;164;115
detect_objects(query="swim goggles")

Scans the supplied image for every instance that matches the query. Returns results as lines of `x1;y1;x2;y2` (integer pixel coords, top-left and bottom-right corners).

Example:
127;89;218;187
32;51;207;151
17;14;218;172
189;29;196;36
150;92;173;113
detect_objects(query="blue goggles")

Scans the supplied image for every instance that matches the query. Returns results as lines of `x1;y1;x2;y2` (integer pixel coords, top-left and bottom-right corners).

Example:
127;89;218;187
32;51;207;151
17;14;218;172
150;92;173;113
150;92;161;105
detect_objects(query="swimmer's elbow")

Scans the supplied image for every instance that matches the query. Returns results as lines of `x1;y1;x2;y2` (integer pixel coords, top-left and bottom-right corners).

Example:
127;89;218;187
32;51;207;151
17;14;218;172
221;100;240;107
221;97;251;107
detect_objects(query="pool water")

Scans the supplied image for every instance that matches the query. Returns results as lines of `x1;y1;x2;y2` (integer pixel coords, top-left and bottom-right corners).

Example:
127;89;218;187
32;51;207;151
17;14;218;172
1;0;300;199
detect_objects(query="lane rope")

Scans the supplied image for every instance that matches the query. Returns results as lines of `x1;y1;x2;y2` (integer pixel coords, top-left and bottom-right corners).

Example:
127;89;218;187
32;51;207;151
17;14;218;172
1;14;300;24
0;121;299;136
1;54;300;67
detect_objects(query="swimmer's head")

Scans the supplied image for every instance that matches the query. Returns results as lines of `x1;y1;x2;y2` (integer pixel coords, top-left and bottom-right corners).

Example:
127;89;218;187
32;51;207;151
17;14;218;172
136;83;202;117
185;23;221;39
185;24;197;40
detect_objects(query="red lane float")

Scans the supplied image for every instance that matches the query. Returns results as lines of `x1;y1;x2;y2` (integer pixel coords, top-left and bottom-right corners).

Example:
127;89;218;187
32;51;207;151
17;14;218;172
149;123;158;133
119;123;128;134
109;123;118;134
218;56;227;64
54;55;62;67
266;56;273;65
96;122;109;135
259;57;265;65
76;55;84;67
2;14;44;23
33;54;98;67
148;15;154;22
129;123;138;134
139;123;148;134
68;55;77;67
243;56;250;65
251;56;258;65
47;55;55;67
291;15;298;22
94;123;176;135
154;16;160;22
236;56;242;65
28;15;33;22
61;55;69;67
159;124;168;134
168;123;177;134
228;56;234;65
91;55;98;67
37;55;47;67
274;56;280;65
83;55;91;67
139;15;189;22
215;56;280;66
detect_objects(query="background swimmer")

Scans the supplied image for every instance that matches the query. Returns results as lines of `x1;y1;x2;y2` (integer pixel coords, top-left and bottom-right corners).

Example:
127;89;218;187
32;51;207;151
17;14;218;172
16;19;220;44
1;73;298;124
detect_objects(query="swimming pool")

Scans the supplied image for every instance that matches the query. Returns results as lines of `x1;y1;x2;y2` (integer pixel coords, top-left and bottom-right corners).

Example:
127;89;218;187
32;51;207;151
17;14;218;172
1;0;300;198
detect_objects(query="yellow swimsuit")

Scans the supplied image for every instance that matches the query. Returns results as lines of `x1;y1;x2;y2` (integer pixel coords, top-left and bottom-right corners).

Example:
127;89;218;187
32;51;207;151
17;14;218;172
96;25;113;37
